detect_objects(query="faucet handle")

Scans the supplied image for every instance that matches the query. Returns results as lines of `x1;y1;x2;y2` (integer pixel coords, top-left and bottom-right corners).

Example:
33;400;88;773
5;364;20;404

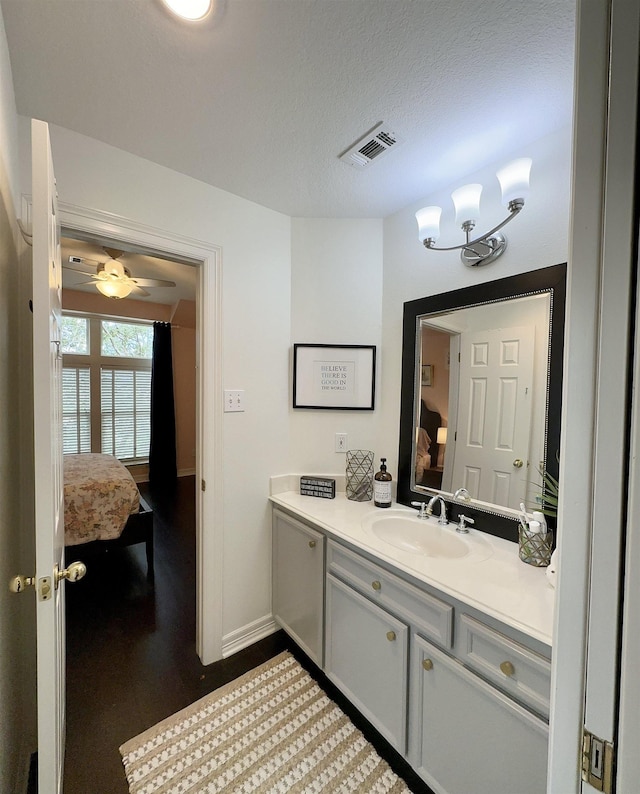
456;514;475;533
411;501;429;519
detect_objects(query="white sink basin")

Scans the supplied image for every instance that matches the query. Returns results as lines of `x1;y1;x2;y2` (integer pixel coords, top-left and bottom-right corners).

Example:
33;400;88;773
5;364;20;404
361;509;492;562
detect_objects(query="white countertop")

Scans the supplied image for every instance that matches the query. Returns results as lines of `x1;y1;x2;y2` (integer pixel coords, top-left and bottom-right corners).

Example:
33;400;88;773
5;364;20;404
270;491;555;647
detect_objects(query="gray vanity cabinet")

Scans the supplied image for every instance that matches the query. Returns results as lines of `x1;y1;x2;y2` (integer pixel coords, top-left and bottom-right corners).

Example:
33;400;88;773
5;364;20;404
272;508;325;666
325;573;408;752
271;506;551;793
410;635;549;794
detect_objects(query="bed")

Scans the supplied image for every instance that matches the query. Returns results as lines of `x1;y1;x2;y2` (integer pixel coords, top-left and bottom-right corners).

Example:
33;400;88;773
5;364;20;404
64;453;154;580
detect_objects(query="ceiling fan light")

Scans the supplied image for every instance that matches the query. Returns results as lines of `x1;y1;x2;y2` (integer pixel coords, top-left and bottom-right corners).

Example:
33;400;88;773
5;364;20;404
96;279;133;300
102;258;126;278
162;0;212;20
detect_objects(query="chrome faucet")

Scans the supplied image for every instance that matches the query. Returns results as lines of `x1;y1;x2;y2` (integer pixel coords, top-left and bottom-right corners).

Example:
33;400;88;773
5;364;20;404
454;487;471;502
426;495;449;525
411;501;429;519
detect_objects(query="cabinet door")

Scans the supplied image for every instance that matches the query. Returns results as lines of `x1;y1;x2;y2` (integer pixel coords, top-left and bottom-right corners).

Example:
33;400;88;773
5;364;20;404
325;574;408;753
272;509;325;665
410;635;548;794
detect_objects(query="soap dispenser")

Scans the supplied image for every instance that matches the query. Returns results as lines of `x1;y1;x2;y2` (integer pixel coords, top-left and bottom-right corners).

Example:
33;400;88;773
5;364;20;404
374;458;392;508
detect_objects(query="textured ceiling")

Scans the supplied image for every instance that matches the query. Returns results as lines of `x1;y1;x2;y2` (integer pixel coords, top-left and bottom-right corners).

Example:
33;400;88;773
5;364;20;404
2;0;575;218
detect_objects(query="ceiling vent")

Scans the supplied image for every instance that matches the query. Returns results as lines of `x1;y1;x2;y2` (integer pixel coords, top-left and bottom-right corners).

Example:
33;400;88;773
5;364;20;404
339;123;403;168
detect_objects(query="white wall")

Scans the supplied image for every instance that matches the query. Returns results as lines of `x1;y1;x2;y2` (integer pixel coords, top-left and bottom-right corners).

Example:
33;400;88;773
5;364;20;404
290;218;383;473
377;127;573;478
17;119;293;641
0;10;36;791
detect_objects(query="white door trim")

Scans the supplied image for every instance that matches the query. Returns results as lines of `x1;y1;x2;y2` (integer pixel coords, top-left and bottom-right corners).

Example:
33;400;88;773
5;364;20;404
24;197;225;665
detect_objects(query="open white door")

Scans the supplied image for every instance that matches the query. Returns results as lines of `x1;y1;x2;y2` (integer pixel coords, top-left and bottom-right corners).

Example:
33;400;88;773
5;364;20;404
451;325;534;510
31;118;70;794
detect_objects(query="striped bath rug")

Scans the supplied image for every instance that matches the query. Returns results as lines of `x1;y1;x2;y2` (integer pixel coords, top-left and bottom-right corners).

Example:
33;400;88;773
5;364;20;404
120;651;411;793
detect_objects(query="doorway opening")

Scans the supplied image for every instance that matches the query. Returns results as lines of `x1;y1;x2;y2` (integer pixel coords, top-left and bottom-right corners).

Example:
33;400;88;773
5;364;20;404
58;229;203;790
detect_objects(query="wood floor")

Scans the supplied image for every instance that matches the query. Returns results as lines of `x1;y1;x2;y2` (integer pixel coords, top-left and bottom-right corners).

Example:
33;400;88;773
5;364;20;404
63;476;430;793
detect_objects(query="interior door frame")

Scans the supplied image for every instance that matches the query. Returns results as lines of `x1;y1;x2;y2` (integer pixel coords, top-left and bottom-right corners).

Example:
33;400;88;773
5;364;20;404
22;196;225;665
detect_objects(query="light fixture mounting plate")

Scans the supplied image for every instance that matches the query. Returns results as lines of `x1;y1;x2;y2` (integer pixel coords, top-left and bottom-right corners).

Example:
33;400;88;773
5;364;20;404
460;233;507;267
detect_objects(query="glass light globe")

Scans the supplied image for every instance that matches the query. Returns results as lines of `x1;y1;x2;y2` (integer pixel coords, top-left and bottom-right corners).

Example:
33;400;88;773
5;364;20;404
497;158;532;205
415;206;442;242
452;183;482;226
162;0;212;20
96;279;133;299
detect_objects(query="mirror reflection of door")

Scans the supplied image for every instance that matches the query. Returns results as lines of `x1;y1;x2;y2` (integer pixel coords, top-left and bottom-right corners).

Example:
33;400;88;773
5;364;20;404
415;293;551;512
452;326;534;509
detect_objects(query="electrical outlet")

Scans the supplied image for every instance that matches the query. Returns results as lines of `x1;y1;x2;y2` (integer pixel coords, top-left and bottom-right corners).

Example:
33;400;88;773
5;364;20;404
224;390;245;412
335;433;347;452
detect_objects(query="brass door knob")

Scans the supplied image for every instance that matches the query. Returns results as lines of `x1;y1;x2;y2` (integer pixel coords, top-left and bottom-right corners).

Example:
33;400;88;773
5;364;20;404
500;660;516;677
9;575;35;594
308;540;316;548
386;631;396;642
55;561;87;584
372;580;382;591
422;658;434;671
513;459;524;469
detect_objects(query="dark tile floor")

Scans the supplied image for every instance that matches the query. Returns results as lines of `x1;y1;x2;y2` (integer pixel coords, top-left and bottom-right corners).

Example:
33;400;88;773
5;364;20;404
63;476;431;793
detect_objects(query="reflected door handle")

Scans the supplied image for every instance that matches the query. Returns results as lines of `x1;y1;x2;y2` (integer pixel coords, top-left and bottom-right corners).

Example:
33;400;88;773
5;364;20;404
513;459;524;469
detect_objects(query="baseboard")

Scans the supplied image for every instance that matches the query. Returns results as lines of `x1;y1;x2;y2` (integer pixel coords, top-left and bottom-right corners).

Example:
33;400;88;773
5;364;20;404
222;615;279;658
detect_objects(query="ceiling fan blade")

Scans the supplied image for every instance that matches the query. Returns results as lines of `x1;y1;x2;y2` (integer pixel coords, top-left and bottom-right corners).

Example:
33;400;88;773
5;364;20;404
129;284;151;297
73;279;101;285
130;277;177;288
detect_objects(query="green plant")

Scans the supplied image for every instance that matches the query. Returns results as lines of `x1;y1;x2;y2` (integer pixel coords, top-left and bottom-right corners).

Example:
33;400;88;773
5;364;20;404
532;465;559;519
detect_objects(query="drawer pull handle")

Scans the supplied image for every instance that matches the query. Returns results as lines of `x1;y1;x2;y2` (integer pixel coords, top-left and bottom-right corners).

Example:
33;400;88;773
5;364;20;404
372;580;382;591
308;540;316;548
500;661;515;677
386;631;396;642
422;658;434;671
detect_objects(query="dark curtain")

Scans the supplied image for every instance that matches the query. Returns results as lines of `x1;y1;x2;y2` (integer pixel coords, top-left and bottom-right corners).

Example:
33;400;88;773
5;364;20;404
149;321;177;484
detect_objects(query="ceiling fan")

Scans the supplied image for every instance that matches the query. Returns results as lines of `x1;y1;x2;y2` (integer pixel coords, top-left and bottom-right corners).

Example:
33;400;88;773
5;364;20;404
63;247;177;299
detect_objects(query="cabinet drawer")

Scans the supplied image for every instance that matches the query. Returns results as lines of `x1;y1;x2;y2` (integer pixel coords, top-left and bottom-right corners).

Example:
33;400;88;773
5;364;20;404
457;613;551;718
327;540;452;648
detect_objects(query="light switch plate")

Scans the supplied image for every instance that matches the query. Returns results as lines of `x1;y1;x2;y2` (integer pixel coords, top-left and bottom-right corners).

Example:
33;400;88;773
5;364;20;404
224;390;245;412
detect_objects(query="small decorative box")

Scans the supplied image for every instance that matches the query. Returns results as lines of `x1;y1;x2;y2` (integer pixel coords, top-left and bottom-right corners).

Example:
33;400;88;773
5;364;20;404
300;476;336;499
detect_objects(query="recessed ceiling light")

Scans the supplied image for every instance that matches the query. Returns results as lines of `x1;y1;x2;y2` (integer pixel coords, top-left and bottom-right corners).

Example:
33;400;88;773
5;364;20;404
162;0;212;21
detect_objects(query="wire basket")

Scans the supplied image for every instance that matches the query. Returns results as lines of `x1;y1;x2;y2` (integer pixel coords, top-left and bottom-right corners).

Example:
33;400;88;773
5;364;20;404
346;450;374;502
518;525;553;567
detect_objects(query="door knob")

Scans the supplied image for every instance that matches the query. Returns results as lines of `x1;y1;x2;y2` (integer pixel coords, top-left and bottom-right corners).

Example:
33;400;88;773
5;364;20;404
55;561;87;585
9;575;35;593
513;459;524;469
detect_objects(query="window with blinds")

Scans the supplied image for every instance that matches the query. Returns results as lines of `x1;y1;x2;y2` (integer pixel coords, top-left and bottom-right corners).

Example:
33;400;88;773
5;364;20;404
61;314;154;463
101;368;151;459
62;367;91;453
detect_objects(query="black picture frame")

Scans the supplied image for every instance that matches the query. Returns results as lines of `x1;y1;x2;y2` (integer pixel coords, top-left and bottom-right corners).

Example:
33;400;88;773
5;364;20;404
293;344;376;410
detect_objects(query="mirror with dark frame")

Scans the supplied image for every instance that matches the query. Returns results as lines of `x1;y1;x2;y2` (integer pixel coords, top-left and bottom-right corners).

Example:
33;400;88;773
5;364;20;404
397;263;566;542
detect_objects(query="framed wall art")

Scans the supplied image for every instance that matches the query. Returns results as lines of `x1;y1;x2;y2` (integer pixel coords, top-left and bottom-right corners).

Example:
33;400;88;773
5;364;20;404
293;344;376;410
421;364;433;386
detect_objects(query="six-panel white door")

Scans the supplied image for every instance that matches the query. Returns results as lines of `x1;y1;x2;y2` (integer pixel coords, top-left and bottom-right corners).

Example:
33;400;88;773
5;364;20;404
451;325;534;510
31;118;66;794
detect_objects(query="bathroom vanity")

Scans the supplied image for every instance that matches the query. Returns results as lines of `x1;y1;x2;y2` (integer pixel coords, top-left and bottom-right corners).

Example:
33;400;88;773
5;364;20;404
271;490;553;794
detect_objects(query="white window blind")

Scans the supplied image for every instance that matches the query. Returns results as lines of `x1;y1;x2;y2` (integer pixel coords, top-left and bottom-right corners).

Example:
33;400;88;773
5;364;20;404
101;368;151;460
62;367;91;454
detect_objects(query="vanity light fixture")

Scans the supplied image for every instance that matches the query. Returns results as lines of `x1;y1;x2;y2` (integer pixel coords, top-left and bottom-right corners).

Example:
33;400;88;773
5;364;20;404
161;0;212;21
416;158;532;267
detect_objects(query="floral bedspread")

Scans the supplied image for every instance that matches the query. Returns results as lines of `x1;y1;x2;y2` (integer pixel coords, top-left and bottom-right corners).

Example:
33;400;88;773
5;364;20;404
64;453;140;546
